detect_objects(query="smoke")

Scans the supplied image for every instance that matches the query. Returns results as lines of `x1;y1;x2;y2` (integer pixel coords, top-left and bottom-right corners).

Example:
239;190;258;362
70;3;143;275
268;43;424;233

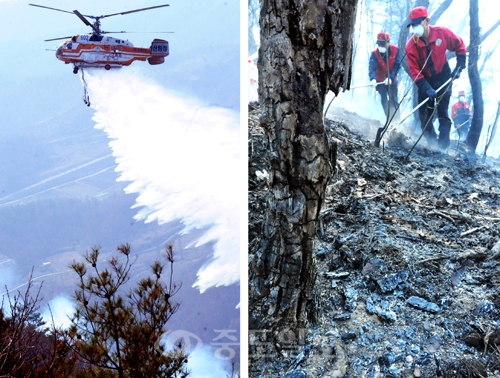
0;259;18;296
161;331;234;378
84;69;240;293
42;295;74;329
186;345;234;378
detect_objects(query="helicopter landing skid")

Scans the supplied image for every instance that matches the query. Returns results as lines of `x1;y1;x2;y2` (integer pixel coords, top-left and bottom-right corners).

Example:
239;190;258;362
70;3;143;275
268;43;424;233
80;68;90;107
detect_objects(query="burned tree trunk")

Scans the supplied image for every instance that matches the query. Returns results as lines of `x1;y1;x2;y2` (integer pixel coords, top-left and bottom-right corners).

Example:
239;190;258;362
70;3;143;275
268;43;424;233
249;0;357;337
466;0;484;152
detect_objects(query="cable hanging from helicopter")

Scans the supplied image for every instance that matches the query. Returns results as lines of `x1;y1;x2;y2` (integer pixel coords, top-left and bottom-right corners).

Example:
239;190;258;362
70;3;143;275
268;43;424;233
80;68;90;107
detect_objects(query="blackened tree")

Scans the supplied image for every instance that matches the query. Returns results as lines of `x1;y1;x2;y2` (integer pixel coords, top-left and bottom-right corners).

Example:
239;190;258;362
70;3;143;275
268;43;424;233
249;0;357;342
466;0;484;152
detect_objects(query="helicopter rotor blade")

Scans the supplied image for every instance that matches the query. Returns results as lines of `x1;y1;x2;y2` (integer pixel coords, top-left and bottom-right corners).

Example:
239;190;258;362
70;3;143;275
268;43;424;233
99;4;170;19
44;36;74;42
102;31;174;34
73;10;99;34
29;4;74;15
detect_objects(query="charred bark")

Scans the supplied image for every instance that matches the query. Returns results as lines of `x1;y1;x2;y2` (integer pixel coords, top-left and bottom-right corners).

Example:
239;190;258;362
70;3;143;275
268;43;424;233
249;0;357;339
466;0;484;152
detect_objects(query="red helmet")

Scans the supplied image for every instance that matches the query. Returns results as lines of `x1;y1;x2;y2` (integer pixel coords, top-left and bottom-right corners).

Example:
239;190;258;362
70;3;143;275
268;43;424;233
409;6;428;20
407;6;429;28
377;31;390;44
459;90;466;96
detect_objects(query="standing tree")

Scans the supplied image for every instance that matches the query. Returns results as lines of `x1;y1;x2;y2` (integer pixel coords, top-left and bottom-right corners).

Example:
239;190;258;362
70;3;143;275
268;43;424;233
466;0;484;152
462;0;500;153
249;0;358;343
68;243;188;378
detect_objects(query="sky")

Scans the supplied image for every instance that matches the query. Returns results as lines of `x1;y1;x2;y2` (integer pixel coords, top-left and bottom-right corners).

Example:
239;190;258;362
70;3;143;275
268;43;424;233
0;0;242;376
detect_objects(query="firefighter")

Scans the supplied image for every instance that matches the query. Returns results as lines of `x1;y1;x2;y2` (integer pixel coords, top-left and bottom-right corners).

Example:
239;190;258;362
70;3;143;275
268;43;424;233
369;31;401;120
405;6;467;151
451;90;472;141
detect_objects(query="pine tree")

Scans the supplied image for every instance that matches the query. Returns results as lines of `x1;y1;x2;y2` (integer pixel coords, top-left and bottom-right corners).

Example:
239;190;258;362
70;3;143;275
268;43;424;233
68;243;189;378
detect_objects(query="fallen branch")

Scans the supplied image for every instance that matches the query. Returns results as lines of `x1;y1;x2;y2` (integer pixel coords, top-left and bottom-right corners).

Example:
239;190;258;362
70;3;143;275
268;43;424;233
361;193;386;200
460;226;486;238
428;210;455;223
410;198;434;209
479;216;500;222
415;250;487;265
414;255;448;265
446;210;473;222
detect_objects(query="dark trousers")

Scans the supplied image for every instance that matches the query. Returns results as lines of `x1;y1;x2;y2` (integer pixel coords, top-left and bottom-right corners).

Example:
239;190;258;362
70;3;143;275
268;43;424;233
376;81;399;120
417;69;453;150
454;114;470;141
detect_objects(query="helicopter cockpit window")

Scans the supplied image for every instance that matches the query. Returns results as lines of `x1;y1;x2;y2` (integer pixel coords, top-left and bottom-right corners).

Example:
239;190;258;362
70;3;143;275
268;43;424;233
65;42;73;49
89;35;104;42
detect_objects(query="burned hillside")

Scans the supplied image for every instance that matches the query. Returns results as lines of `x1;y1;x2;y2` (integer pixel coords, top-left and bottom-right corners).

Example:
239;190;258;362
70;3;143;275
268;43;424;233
249;103;500;378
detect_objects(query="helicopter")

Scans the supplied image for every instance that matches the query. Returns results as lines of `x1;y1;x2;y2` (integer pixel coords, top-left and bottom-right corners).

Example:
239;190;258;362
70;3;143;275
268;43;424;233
29;3;171;74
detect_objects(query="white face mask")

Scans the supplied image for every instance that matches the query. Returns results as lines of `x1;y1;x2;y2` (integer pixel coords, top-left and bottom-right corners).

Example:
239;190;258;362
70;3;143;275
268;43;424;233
412;24;424;38
459;96;465;103
378;46;387;54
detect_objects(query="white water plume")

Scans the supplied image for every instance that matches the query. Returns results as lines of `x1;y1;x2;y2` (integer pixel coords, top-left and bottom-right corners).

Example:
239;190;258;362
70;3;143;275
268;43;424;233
84;69;240;293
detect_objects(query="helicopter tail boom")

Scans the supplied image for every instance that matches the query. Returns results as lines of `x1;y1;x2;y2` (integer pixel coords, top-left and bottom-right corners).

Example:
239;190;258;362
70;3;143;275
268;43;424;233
148;39;169;65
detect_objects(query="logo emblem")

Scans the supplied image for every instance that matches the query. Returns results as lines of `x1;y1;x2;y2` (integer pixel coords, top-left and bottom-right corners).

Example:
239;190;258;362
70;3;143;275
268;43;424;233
436;38;442;46
154;330;203;355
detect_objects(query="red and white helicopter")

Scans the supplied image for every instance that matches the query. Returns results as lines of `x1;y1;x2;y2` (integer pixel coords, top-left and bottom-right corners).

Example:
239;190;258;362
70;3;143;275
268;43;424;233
30;3;171;105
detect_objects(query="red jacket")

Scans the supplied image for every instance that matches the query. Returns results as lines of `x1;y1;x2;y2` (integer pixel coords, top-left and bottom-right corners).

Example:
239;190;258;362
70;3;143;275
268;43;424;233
406;25;467;82
451;100;471;120
369;44;400;82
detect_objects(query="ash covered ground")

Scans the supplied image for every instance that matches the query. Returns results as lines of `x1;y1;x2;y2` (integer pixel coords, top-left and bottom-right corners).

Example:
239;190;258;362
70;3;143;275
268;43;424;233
249;103;500;378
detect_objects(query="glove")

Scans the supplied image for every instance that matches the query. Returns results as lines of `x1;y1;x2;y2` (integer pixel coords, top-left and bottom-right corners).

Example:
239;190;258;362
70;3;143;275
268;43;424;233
426;88;436;101
416;78;436;101
452;54;466;79
382;78;392;85
370;79;377;87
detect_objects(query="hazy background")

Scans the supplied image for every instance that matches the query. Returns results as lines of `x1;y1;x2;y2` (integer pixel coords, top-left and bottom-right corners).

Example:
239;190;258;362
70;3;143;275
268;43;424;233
249;0;500;157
